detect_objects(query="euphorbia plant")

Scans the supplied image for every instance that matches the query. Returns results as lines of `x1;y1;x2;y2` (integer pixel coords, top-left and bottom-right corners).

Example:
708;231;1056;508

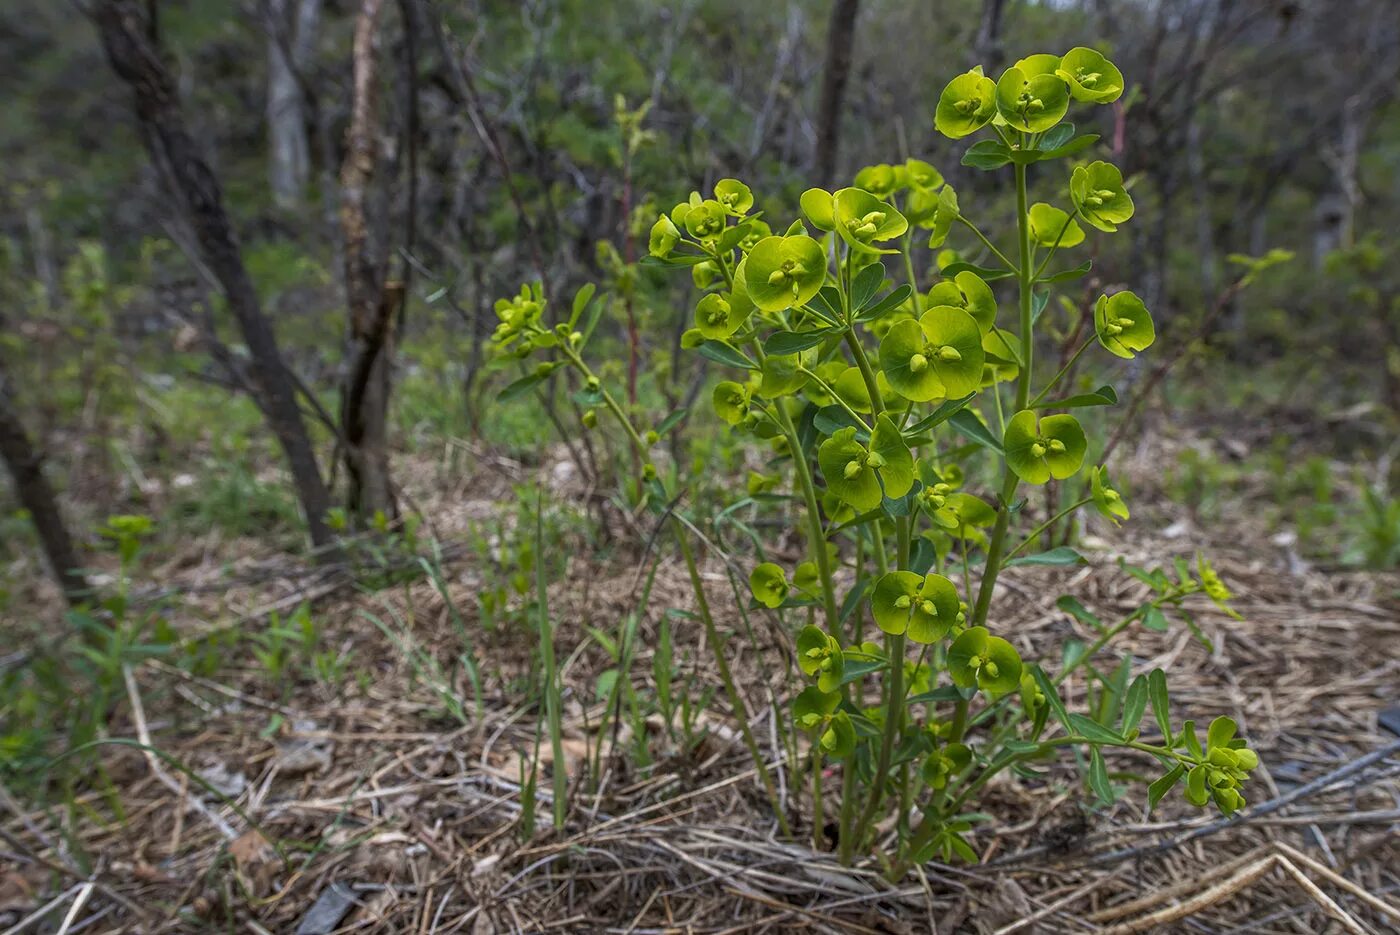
495;49;1258;873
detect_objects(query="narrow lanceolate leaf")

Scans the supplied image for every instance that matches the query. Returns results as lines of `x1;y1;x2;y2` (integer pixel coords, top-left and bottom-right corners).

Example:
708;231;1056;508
1031;666;1071;733
764;329;832;356
941;261;1015;281
1006;547;1088;569
1147;763;1186;813
1039;260;1093;284
850;261;886;310
1088;747;1114;804
948;409;1002;453
1121;674;1149;734
855;284;913;322
1148;668;1171;741
1033;385;1118;409
499;371;548;401
905;393;977;434
655;408;689;437
1069;712;1124;744
1056;594;1104;631
697;340;758;370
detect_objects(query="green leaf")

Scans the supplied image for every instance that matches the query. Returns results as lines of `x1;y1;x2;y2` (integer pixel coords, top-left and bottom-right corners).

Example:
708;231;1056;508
905;394;977;434
765;329;833;356
948;409;1002;454
851;262;886;310
1122;675;1148;734
962;139;1013;170
855;284;913;322
1034;385;1118;410
941;261;1015;281
697;340;757;370
1031;666;1072;733
1148;668;1171;741
1088;747;1114;803
1069;712;1124;744
1056;594;1104;631
838;657;888;686
1147;763;1185;813
1142;605;1169;632
1007;547;1087;569
1040;133;1100;160
499;371;547;401
1037;124;1076;152
1039;260;1093;284
813;405;867;439
569;282;596;328
655;408;688;437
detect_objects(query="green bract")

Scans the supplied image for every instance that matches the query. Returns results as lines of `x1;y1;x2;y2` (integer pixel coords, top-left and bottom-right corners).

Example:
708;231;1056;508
834;187;908;254
926;185;959;247
714;178;754;215
1091;466;1129;524
871;571;960;643
683;199;727;240
695;292;744;340
1028;203;1085;249
1071;161;1134;232
817;416;913;511
1094;290;1154;358
712;381;751;425
649;214;681;257
853;164;900;198
921;742;971;789
820;712;857;758
995;66;1069;133
1056;47;1124;103
1185;716;1257;815
879;306;985;400
935;70;998;139
948;626;1022;695
904;159;944;192
797;625;844;694
1003;410;1086;484
744;235;827;311
925;271;997;333
793;685;840;731
749;562;789;609
1013;53;1061;78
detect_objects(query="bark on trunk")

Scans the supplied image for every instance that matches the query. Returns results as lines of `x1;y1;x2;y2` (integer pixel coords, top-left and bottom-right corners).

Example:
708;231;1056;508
0;370;87;605
266;0;319;206
339;0;399;523
813;0;859;187
93;0;333;550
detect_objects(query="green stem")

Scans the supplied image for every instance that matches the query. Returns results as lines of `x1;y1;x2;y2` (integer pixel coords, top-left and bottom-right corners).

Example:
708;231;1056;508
956;216;1017;271
812;746;825;851
1027;338;1094;408
1003;496;1093;562
1032;207;1082;281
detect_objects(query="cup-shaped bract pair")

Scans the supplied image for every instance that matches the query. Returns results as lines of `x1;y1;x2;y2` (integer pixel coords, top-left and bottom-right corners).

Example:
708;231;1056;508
1091;466;1130;525
995;64;1070;133
1056;47;1124;103
1028;203;1085;249
796;625;844;694
492;284;545;348
649;214;681;258
712;380;752;426
921;742;972;790
948;626;1022;695
1071;161;1134;232
681;198;728;240
1094;290;1154;358
1004;410;1086;484
748;562;789;609
714;178;753;216
871;571;961;643
694;262;759;340
880;306;986;401
926;271;997;334
817;415;914;512
935;69;998;139
744;235;827;312
832;188;909;255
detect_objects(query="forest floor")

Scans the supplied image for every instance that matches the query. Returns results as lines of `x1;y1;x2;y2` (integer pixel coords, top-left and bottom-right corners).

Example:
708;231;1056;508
3;427;1399;934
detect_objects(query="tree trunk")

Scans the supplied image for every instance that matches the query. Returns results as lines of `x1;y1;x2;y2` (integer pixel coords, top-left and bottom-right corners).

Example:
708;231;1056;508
0;367;87;606
339;0;399;523
92;0;334;550
813;0;859;187
266;0;320;207
973;0;1008;72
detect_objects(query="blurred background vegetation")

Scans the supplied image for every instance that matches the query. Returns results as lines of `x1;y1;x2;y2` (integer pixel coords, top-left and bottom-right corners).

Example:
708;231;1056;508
2;0;1400;599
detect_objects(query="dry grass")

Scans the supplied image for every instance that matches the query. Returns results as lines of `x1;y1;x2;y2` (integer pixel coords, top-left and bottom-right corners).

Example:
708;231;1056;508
2;432;1398;934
